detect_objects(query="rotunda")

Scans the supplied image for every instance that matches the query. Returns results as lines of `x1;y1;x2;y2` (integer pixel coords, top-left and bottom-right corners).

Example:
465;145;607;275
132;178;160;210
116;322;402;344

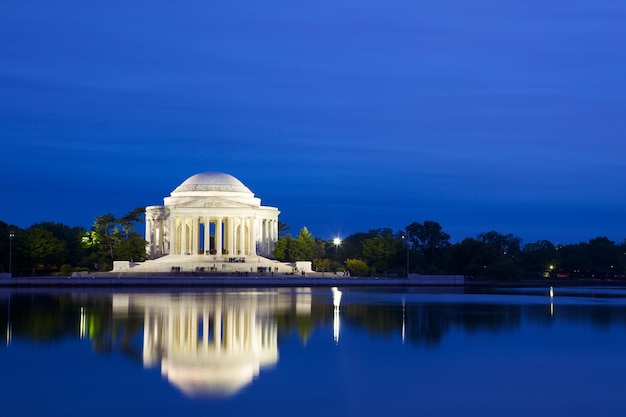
145;171;279;260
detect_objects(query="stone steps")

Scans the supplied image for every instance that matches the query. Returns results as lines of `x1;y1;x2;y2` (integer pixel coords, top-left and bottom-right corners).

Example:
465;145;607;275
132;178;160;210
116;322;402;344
120;255;294;274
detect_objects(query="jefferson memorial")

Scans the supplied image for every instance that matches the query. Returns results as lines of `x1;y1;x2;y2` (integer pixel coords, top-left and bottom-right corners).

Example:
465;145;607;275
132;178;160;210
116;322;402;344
116;171;300;274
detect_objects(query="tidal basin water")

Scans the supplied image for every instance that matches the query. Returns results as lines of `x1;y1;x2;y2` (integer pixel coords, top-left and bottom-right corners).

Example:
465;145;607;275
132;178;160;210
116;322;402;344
1;286;626;417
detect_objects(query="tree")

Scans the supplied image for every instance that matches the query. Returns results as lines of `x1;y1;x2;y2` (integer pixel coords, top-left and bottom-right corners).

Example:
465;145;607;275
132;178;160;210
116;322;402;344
24;227;67;271
278;221;291;238
406;221;451;253
405;220;451;273
273;227;324;262
476;231;523;280
115;234;146;262
118;207;145;238
477;231;522;258
445;238;488;277
313;258;331;274
294;227;315;260
344;258;369;277
361;236;400;275
587;237;620;279
116;207;146;262
558;243;590;278
90;209;146;270
339;232;371;261
522;240;557;277
273;234;294;261
30;221;86;267
93;213;118;265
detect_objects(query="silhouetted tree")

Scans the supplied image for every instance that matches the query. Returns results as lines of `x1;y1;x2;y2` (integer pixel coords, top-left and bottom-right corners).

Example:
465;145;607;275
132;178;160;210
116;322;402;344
587;237;620;279
521;240;557;277
405;220;451;273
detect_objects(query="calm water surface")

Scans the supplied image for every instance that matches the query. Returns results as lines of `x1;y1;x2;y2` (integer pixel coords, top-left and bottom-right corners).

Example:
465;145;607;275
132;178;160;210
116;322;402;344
1;286;625;417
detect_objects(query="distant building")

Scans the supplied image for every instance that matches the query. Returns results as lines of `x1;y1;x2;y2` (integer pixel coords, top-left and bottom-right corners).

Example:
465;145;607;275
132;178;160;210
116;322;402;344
145;171;280;259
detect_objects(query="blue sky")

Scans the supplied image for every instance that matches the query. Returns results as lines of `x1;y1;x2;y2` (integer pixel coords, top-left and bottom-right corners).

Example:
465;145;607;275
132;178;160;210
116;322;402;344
1;1;625;244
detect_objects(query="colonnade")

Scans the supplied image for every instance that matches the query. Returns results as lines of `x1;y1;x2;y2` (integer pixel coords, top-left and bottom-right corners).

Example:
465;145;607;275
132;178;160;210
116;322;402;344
143;299;278;362
140;295;279;396
145;208;278;259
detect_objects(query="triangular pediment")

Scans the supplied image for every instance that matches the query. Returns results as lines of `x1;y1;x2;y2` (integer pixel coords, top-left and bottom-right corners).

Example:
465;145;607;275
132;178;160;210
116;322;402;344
174;197;257;209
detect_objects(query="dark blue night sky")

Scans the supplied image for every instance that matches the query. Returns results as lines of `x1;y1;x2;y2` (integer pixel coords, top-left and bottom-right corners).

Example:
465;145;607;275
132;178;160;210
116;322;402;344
2;1;625;244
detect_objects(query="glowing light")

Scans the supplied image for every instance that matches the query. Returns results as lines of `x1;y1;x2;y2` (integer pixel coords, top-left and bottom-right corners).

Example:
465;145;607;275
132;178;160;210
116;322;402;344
549;287;555;316
401;299;406;345
80;307;86;339
333;237;341;246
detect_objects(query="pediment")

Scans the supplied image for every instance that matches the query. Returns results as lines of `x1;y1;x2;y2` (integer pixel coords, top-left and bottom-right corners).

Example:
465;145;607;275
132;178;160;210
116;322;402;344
174;197;257;209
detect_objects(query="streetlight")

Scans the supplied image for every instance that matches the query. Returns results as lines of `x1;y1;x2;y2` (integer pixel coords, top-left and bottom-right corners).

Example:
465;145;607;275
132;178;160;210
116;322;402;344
333;237;341;274
333;237;342;256
9;230;14;278
402;234;410;278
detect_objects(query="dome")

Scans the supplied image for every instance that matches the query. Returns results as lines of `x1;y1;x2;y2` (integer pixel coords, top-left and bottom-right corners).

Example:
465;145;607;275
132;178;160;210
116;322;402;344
172;172;252;194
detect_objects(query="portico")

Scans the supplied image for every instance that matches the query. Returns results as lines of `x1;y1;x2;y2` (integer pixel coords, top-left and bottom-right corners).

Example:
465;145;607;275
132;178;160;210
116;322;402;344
144;171;279;262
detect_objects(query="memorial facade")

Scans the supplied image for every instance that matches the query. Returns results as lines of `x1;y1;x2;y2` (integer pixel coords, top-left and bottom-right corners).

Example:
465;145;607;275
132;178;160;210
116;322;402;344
144;171;280;260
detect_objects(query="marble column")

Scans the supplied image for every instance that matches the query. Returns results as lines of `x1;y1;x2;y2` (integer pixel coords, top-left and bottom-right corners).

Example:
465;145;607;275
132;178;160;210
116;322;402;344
227;217;234;255
239;218;245;255
191;216;199;255
169;215;176;255
272;219;277;254
181;216;188;255
145;217;153;258
250;217;257;255
216;217;223;255
154;219;159;256
204;217;210;254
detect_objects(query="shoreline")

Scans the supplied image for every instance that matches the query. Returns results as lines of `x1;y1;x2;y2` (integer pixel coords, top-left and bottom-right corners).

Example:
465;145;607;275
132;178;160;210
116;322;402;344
1;274;624;289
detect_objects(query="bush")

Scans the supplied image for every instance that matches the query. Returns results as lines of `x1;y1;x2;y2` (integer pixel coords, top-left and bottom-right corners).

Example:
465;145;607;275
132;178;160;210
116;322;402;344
59;264;73;276
344;258;369;277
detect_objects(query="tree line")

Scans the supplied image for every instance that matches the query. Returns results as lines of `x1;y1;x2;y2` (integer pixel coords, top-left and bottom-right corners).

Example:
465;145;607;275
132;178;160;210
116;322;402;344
0;208;145;276
275;221;626;280
2;212;625;280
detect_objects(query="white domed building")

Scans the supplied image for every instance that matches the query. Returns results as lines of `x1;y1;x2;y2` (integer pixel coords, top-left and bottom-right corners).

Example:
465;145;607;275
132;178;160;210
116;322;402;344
117;171;293;274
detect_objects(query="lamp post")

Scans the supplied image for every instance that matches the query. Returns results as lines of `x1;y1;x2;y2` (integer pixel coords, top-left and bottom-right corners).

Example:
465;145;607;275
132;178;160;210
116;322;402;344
402;234;410;278
9;230;14;278
333;237;341;274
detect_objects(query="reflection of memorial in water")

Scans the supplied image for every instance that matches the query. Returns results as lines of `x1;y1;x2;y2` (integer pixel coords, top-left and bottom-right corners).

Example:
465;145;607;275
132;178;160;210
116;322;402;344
115;291;300;398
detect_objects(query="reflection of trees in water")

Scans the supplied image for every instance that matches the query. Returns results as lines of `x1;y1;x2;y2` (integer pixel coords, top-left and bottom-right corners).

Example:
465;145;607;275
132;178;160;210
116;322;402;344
1;294;80;342
275;303;328;345
0;293;144;361
88;312;144;363
344;300;626;346
407;303;524;346
524;303;626;329
341;303;523;346
4;290;626;355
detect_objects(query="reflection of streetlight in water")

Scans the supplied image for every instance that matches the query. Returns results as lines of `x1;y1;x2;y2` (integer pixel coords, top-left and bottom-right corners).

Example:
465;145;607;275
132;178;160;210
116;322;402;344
332;287;342;344
5;294;10;346
549;286;554;317
401;299;406;345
